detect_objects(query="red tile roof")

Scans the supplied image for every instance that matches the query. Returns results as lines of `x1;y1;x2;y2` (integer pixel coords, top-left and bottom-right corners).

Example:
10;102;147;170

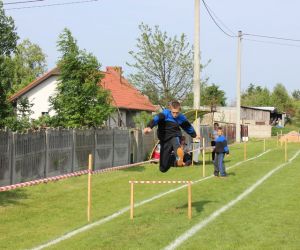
101;67;157;112
9;66;157;112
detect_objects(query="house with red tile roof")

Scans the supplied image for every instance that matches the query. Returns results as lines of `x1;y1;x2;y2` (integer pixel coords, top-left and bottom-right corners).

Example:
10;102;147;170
10;66;157;128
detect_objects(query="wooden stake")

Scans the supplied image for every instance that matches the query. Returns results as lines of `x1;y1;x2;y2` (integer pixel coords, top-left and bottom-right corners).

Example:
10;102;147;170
202;137;205;177
277;132;279;147
130;181;134;219
285;138;288;162
281;130;283;147
188;182;192;219
87;154;92;222
244;141;247;160
263;138;266;152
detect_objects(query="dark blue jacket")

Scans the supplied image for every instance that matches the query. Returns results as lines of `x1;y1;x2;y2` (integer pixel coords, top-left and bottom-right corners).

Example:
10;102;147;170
147;109;196;142
215;135;229;154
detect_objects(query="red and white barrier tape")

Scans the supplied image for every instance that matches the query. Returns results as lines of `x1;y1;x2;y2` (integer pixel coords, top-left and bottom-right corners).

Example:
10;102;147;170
129;180;192;184
0;160;154;192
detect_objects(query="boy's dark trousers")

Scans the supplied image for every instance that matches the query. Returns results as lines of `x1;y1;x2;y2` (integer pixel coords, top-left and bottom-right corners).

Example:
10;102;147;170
211;141;216;161
159;137;181;173
214;152;226;176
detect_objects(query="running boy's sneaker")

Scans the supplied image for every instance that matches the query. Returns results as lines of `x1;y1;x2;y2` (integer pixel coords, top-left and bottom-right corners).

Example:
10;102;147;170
176;147;184;167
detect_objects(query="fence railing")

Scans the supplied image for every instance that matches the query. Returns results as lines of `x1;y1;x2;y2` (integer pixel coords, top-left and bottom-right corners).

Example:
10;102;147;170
0;125;235;187
0;128;156;187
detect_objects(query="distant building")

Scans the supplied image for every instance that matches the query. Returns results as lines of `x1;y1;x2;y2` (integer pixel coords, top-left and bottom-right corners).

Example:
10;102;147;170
202;106;275;138
10;66;157;128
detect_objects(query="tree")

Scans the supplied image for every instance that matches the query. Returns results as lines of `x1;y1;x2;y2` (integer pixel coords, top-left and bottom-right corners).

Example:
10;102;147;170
241;83;272;107
5;97;33;132
9;39;47;94
202;84;226;107
0;2;19;128
133;111;153;129
127;23;199;108
271;83;294;115
292;89;300;100
49;28;114;128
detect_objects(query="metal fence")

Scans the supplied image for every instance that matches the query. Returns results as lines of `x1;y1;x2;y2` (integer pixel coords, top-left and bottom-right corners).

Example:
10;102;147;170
0;128;156;187
0;124;235;187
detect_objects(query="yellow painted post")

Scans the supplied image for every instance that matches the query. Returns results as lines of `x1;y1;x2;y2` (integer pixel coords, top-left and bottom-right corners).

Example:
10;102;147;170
87;154;92;222
285;138;288;162
280;130;283;147
277;132;279;147
202;137;205;177
130;182;134;219
263;138;266;152
244;141;247;160
188;182;192;219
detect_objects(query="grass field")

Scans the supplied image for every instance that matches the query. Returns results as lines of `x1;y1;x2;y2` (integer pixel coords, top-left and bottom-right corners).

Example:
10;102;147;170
1;139;300;250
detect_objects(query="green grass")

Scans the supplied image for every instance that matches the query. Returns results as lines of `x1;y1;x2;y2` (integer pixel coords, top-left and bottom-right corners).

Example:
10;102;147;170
1;139;300;249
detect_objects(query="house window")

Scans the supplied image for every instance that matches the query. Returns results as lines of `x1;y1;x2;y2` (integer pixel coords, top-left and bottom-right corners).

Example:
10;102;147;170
41;112;49;116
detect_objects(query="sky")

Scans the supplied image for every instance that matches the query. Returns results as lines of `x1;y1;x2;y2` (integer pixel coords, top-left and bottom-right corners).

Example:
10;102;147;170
4;0;300;104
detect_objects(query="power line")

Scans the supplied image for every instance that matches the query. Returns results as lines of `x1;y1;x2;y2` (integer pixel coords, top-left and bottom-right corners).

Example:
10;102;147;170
3;0;47;5
4;0;99;10
201;0;236;38
243;33;300;43
202;0;235;36
244;38;300;48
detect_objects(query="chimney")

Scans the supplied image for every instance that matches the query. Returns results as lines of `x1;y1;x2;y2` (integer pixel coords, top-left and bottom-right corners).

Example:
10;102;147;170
106;66;122;82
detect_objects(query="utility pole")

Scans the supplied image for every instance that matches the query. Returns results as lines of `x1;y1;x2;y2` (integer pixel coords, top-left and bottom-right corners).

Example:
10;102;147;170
193;0;200;112
193;0;201;163
236;31;242;143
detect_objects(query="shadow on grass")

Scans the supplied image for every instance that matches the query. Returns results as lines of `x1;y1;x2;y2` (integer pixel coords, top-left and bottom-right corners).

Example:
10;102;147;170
177;200;213;213
0;189;29;207
121;166;146;172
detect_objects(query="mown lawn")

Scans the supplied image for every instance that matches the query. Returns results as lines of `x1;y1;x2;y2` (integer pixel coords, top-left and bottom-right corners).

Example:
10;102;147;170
1;139;299;250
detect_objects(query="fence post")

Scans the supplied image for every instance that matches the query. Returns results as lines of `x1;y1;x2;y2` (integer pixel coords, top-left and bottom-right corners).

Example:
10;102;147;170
72;129;76;172
111;128;116;167
202;137;206;177
11;132;16;184
93;128;96;170
8;131;13;185
45;129;49;178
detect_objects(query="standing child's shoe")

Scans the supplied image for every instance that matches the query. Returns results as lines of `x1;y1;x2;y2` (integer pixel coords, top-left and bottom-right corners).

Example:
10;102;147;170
176;147;184;167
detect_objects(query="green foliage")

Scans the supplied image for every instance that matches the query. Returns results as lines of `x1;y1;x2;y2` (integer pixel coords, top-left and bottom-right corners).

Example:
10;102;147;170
292;89;300;100
0;2;18;57
4;97;33;132
49;28;114;128
133;111;153;129
241;83;272;107
271;83;294;115
9;39;47;94
242;83;300;126
127;23;199;108
202;84;226;107
0;3;19;128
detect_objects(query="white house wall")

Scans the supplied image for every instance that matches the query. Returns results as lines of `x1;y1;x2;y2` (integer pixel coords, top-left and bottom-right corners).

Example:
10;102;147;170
22;75;58;120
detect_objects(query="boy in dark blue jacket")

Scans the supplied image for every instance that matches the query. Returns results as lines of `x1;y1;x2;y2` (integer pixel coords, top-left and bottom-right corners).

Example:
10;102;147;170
144;100;200;173
214;127;229;177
